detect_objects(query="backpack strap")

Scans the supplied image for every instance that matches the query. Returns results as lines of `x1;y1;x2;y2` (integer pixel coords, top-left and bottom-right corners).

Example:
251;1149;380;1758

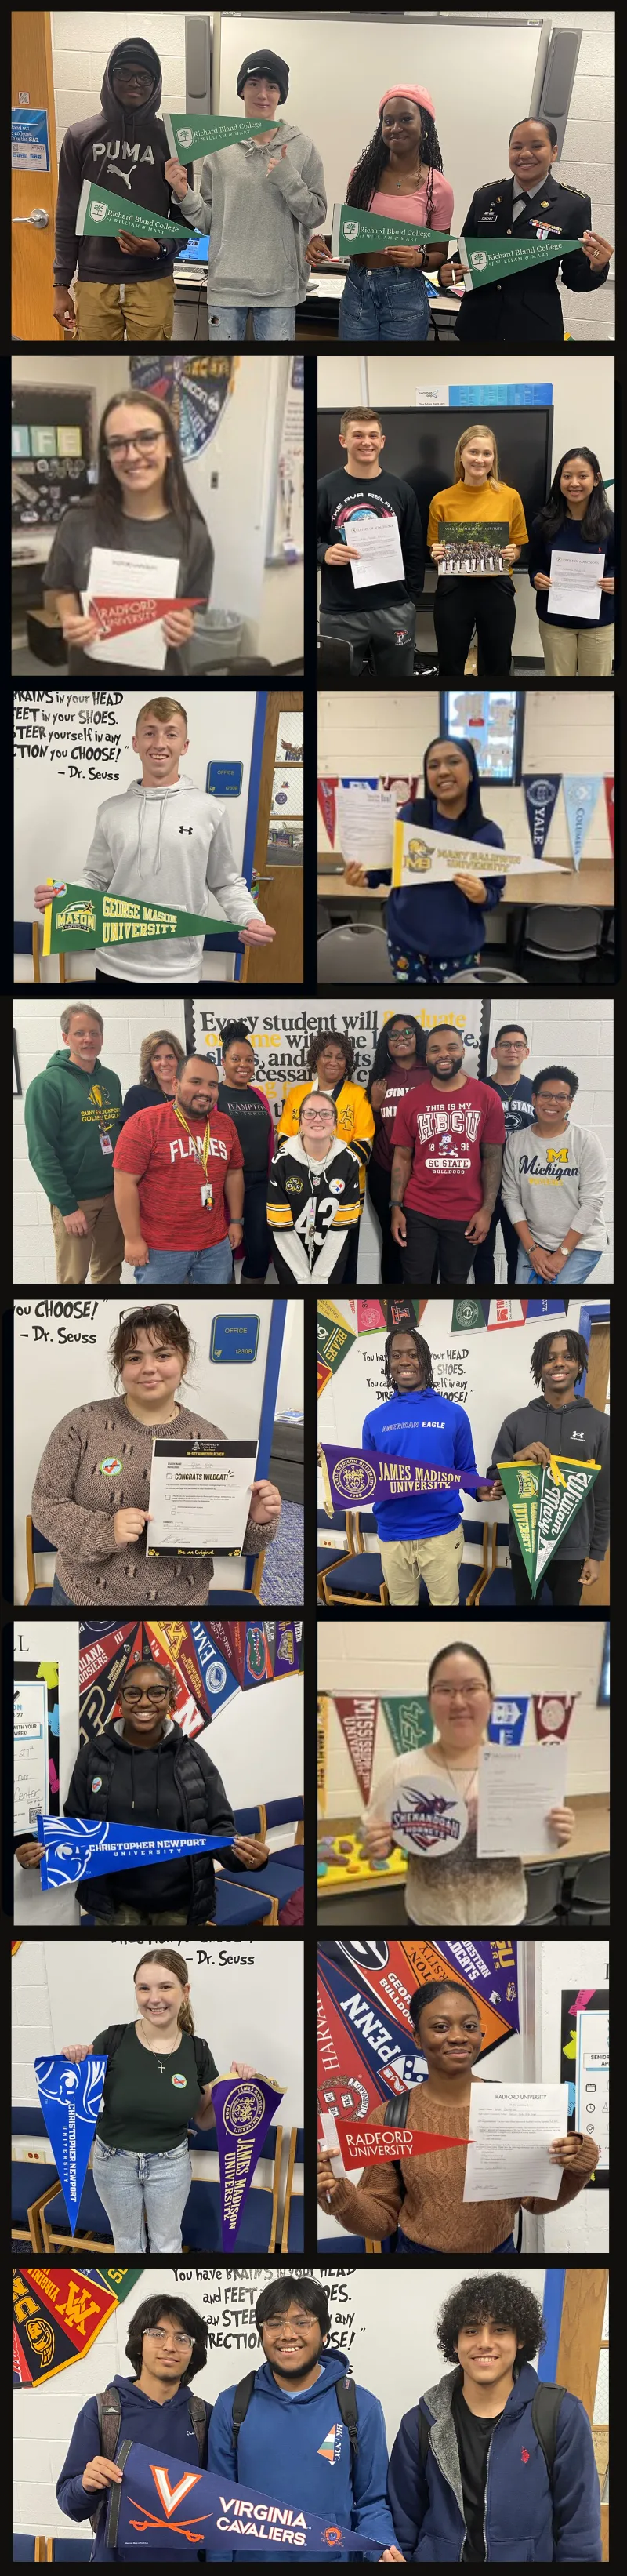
90;2386;122;2531
231;2370;258;2449
187;2389;208;2460
382;2091;412;2128
336;2374;359;2460
103;2437;132;2551
103;2025;125;2063
531;2384;566;2480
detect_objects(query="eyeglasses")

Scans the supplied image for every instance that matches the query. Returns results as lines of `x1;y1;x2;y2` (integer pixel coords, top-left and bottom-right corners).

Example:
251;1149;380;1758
263;2313;316;2333
431;1682;487;1702
105;431;164;459
391;1026;415;1037
535;1092;571;1106
121;1682;170;1706
143;2328;194;2349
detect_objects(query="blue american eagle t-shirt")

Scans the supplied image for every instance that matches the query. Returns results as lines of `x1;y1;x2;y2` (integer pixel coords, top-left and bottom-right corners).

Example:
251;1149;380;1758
361;1387;478;1539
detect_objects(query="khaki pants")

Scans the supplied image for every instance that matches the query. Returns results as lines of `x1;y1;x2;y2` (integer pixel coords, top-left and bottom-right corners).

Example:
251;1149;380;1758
51;1193;124;1284
379;1523;465;1607
74;274;175;341
540;622;614;676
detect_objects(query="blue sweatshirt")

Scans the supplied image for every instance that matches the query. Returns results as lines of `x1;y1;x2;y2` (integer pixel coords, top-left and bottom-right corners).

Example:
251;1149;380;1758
528;510;615;627
388;2360;601;2561
56;2374;210;2563
362;1386;477;1539
365;794;505;961
208;2346;397;2560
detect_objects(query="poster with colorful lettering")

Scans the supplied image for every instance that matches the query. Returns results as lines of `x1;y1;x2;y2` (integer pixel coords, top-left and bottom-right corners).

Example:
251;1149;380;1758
13;2267;127;2386
37;1816;234;1888
107;2441;379;2556
34;2054;107;2228
42;883;237;955
211;2073;285;2248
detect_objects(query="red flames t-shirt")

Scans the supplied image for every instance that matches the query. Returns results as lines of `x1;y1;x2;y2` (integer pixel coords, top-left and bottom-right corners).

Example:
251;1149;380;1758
113;1101;243;1248
391;1078;506;1219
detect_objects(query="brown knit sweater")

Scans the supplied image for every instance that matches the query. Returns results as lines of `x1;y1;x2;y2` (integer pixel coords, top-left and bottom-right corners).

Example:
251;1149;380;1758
320;2084;598;2252
31;1395;279;1607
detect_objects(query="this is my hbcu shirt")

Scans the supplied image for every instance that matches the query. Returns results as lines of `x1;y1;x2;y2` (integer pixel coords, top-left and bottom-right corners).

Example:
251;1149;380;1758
391;1078;506;1219
113;1099;243;1248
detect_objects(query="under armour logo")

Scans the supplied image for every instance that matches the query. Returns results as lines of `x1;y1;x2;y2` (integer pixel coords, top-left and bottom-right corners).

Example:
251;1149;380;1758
179;826;194;835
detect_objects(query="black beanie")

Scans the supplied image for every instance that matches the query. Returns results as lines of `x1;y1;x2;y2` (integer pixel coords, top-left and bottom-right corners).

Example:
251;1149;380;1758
237;49;289;105
110;39;160;85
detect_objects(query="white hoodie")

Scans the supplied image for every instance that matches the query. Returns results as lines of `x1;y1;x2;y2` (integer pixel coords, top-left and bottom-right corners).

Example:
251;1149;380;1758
82;772;262;983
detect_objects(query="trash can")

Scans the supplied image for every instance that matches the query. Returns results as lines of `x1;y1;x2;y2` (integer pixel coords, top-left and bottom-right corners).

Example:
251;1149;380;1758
188;607;244;670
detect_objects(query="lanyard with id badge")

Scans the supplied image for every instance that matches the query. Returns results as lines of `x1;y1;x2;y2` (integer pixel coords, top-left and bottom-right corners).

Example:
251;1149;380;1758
172;1099;213;1208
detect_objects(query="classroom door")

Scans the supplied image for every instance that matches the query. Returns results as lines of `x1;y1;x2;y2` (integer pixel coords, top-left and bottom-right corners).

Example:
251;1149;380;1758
583;1321;610;1607
243;692;303;984
12;13;61;341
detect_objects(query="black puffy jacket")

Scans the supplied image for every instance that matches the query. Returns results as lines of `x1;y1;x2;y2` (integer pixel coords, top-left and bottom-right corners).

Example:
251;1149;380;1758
63;1717;238;1923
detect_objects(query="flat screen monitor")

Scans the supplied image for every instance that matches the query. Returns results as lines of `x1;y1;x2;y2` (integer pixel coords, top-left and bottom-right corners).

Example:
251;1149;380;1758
440;689;524;783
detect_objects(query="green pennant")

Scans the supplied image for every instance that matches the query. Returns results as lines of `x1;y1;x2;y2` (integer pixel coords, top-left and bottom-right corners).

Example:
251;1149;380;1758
317;1302;356;1375
42;882;240;955
76;178;193;242
93;2267;143;2303
459;231;583;291
332;202;449;257
379;1695;433;1756
497;1454;601;1598
451;1299;487;1332
165;111;284;158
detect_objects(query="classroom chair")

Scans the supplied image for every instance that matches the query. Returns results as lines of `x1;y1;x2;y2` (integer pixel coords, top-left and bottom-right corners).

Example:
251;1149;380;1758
317;925;395;981
562;1855;610;1930
280;2126;305;2251
321;1512;389;1605
13;2545;38;2563
317;1505;353;1598
12;2105;59;2249
517;907;603;981
182;2122;284;2253
48;2545;92;2561
520;1862;564;1927
33;2163;115;2257
219;1799;304;1915
24;1519;57;1603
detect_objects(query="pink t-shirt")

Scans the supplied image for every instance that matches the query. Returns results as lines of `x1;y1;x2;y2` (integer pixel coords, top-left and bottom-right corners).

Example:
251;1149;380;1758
369;172;454;230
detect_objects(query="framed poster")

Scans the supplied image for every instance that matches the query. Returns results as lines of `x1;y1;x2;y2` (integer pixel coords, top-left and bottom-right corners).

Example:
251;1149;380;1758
14;1660;59;1831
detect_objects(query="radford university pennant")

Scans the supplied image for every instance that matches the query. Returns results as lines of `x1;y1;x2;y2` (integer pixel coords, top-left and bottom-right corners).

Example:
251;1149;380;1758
335;2119;467;2164
334;1696;378;1803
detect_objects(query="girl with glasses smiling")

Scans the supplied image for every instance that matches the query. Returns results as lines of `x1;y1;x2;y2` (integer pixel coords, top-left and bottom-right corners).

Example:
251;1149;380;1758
361;1642;574;1927
42;392;213;678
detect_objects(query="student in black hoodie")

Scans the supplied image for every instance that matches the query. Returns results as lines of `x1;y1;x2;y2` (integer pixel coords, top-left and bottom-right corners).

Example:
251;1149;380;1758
317;405;423;678
489;1327;610;1606
53;39;185;343
16;1658;270;1925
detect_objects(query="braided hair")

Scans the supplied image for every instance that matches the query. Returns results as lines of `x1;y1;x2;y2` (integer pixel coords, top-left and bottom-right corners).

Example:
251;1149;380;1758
384;1324;435;1389
346;102;444;228
531;1328;589;1387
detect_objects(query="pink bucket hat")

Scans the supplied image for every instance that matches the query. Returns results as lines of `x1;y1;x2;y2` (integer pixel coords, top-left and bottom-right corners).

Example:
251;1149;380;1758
379;85;435;116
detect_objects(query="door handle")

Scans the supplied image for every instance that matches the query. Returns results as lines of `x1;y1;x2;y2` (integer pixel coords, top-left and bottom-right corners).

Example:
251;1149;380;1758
12;208;49;227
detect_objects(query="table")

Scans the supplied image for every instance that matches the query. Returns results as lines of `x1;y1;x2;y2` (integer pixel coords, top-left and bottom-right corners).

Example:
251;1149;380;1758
317;861;614;912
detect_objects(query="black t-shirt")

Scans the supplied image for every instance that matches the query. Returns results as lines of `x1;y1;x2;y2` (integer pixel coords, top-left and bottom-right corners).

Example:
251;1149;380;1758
217;1083;272;1174
484;1074;535;1135
317;468;425;612
93;2021;218;2151
452;2386;506;2562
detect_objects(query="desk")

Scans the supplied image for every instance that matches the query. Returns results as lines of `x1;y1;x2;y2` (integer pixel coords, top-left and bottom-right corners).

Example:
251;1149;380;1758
317;861;614;913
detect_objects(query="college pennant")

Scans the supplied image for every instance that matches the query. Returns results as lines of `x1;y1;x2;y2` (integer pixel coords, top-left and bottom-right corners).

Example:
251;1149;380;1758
332;202;449;255
34;2055;107;2229
319;1441;485;1513
211;2073;285;2249
317;1303;356;1378
242;1622;274;1686
42;883;238;955
496;1455;601;1597
562;777;602;870
37;1816;233;1888
379;1695;433;1755
333;1696;379;1804
522;775;560;857
532;1693;578;1741
77;177;193;240
335;2120;468;2164
107;2437;379;2555
165;110;285;156
317;778;338;846
13;2267;122;2385
603;776;614;854
458;232;583;289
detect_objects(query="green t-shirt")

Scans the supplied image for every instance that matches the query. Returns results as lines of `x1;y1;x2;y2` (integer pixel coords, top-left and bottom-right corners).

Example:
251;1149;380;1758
93;2022;217;2151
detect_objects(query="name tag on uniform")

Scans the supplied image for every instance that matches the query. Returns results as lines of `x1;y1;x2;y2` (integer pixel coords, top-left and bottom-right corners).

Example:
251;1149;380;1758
201;1183;213;1209
531;220;563;238
99;1132;113;1156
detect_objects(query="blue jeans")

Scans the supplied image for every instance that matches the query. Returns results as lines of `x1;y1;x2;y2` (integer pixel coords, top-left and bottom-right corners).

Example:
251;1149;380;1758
515;1246;603;1285
208;303;296;340
135;1240;233;1285
51;1572;73;1603
396;2230;518;2260
339;262;430;341
92;2135;192;2253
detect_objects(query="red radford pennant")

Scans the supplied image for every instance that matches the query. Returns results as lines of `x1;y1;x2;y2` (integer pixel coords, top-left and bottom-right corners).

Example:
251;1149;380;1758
89;595;203;639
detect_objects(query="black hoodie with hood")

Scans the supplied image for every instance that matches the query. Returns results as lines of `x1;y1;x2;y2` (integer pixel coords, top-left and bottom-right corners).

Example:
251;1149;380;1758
54;40;184;285
491;1391;610;1562
61;1713;245;1920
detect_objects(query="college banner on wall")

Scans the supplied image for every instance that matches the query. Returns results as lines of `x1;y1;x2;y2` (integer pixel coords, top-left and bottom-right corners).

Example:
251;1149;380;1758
497;1455;601;1597
532;1694;578;1741
487;1695;529;1746
13;2268;138;2386
334;1697;379;1804
379;1695;433;1755
211;2075;285;2249
78;1620;295;1745
107;2442;379;2556
562;777;602;870
603;776;614;855
34;2055;107;2229
317;1939;518;2134
522;775;560;857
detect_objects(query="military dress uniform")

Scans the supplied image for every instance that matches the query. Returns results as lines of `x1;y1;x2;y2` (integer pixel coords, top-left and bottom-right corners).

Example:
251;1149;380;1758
450;172;610;345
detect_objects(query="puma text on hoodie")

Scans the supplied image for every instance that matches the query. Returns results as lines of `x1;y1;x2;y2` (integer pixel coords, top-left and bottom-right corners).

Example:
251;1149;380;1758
54;39;179;285
82;773;261;982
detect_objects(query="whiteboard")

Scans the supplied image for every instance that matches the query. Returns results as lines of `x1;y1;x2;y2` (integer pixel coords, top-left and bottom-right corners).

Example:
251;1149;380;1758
13;1297;284;1604
218;15;544;235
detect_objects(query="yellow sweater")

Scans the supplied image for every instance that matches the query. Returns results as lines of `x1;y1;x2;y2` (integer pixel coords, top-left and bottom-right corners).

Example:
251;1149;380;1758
277;1080;375;1196
427;478;527;574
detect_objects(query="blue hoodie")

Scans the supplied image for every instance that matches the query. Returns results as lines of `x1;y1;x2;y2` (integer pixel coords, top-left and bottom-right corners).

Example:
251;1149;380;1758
208;2345;397;2560
388;2360;601;2561
363;737;506;962
362;1386;477;1539
56;2372;210;2563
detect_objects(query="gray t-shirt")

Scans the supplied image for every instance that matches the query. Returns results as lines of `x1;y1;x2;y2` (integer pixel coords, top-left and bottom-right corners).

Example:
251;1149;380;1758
43;502;213;676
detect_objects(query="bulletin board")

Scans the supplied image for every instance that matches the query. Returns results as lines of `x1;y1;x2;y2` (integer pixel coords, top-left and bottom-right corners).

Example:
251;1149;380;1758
190;997;483;1125
560;1986;609;2185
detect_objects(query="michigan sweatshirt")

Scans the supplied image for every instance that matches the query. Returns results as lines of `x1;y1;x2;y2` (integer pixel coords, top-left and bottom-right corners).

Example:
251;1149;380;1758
175;123;327;307
24;1050;122;1212
81;774;260;983
502;1121;608;1252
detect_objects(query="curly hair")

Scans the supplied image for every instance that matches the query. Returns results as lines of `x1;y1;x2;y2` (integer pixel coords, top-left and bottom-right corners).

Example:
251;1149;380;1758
110;1306;194;1381
428;1642;493;1692
437;2274;547;2367
306;1028;354;1079
125;2292;207;2385
346;100;444;228
138;1029;186;1086
384;1325;435;1389
408;1978;481;2036
532;1063;578;1100
256;2276;331;2338
531;1329;589;1386
366;1016;426;1099
535;447;613;547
